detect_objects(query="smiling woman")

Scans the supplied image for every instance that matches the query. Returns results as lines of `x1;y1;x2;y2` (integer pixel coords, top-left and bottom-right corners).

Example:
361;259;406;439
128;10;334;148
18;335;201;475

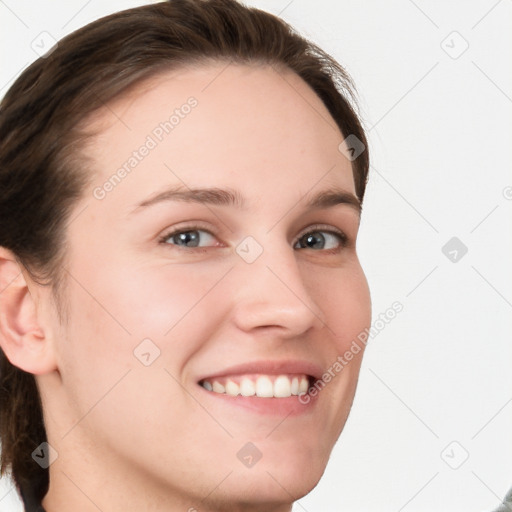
0;1;371;511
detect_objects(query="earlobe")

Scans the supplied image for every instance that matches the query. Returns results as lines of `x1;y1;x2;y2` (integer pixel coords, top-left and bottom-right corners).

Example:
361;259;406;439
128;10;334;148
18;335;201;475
0;247;57;375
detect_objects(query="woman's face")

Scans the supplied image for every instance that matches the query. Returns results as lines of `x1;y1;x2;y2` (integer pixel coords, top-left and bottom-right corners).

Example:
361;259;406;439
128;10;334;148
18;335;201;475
41;63;371;510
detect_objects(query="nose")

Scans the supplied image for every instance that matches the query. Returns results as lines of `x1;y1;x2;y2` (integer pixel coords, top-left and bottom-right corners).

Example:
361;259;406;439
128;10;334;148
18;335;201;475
230;238;326;337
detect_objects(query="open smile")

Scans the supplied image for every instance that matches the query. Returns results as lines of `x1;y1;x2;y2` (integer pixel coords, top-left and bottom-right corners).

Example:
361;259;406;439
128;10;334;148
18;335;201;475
196;360;322;415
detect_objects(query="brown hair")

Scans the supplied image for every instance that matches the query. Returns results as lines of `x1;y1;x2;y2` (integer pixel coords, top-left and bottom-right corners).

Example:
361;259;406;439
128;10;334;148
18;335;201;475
0;0;369;505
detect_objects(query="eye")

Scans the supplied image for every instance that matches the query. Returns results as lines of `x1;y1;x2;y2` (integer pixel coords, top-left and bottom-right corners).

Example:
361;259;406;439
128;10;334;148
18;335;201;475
294;228;347;251
160;226;218;248
158;224;348;252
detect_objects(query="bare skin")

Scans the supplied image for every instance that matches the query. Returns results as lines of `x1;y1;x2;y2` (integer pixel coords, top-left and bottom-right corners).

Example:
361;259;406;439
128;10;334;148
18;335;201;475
0;62;371;512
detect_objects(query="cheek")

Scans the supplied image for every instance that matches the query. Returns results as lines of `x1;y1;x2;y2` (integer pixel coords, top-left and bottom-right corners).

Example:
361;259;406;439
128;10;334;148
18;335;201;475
54;262;242;476
58;258;233;388
55;282;134;424
69;244;232;334
307;259;372;345
110;260;234;342
54;264;223;450
306;260;370;409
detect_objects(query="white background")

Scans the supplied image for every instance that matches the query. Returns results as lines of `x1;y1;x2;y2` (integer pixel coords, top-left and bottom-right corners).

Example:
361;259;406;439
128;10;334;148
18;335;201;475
1;1;511;511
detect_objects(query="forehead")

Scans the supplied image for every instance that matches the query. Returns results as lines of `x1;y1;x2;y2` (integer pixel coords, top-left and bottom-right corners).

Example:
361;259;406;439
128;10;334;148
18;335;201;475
83;62;355;211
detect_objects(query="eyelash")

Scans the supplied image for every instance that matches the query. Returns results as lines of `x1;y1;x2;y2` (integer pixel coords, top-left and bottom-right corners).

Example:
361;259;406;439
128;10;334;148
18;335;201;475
158;223;349;253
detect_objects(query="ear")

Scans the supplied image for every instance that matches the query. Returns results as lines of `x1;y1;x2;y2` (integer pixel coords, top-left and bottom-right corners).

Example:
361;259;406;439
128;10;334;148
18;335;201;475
0;247;57;375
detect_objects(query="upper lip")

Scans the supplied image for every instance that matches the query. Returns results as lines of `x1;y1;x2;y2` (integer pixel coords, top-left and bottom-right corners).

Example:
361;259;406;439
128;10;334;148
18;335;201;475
197;359;324;383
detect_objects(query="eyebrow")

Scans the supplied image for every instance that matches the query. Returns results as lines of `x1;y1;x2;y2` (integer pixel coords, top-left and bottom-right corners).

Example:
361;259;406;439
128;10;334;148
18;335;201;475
130;185;361;216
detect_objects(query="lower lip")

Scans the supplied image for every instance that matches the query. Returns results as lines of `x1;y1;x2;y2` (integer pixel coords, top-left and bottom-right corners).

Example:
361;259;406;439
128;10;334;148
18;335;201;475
197;385;319;416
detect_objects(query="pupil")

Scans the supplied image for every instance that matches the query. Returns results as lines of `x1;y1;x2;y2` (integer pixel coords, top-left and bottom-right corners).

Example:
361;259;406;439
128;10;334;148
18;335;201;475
177;231;199;247
304;233;324;249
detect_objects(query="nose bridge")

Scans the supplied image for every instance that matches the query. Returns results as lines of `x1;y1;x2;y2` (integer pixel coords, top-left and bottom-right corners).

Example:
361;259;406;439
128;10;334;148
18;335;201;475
231;234;325;334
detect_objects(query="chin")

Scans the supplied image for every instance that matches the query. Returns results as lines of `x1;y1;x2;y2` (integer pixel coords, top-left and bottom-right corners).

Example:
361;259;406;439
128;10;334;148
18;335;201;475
210;466;324;511
224;442;329;506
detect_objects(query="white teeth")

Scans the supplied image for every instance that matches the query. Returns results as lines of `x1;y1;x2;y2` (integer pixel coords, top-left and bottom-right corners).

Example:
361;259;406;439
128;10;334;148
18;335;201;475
240;378;256;397
291;377;299;395
274;375;291;397
212;381;225;394
202;374;311;398
256;376;274;397
225;380;240;396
